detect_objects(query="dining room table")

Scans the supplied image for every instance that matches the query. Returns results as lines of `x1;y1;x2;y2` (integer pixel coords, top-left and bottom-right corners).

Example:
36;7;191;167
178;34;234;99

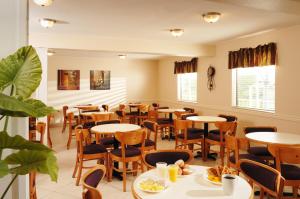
157;108;186;121
245;132;300;146
132;165;253;199
91;123;141;180
186;116;227;159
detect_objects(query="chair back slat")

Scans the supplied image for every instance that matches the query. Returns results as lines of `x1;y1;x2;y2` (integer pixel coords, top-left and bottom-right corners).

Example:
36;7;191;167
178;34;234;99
75;126;91;154
115;129;145;146
147;110;158;121
268;144;300;165
216;121;237;136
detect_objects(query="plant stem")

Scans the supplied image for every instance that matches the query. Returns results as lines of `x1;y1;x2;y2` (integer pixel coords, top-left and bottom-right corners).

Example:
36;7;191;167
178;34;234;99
1;174;18;199
3;116;9;132
0;115;4;120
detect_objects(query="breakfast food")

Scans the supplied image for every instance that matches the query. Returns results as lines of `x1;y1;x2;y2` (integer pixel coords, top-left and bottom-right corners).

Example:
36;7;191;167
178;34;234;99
175;159;192;175
139;179;165;192
207;165;237;183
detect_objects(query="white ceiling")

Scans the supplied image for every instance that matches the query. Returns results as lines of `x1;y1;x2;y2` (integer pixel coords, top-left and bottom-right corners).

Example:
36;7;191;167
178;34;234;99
29;0;300;45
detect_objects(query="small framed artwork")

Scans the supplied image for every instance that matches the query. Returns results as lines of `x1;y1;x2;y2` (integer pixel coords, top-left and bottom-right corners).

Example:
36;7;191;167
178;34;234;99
90;70;110;90
57;69;80;90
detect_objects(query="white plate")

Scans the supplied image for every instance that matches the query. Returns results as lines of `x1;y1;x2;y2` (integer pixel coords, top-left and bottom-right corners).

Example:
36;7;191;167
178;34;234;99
178;168;195;177
137;178;168;193
203;171;222;185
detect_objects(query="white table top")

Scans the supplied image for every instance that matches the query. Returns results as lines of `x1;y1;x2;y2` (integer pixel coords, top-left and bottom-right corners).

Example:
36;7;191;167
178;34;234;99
246;132;300;145
80;111;114;116
73;105;99;109
186;116;227;123
91;123;141;134
158;109;186;113
132;165;252;199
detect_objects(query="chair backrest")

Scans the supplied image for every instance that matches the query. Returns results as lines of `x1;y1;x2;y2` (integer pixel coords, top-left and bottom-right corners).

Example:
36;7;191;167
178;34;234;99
62;105;69;118
181;113;198;120
143;120;158;144
102;104;109;112
115;129;145;147
218;114;237;122
157;106;169;109
143;149;193;168
75;126;91;154
174;119;192;133
216;121;237;136
82;165;106;199
268;144;300;171
239;159;284;199
139;104;150;113
68;112;75;123
83;122;96;129
36;122;46;143
244;126;277;134
225;135;237;165
183;107;195;113
152;103;159;110
96;120;120;125
119;104;126;111
91;114;110;122
147;110;158;121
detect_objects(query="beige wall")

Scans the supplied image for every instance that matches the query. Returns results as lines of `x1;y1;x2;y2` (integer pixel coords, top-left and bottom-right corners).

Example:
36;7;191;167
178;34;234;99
158;25;300;135
48;55;158;110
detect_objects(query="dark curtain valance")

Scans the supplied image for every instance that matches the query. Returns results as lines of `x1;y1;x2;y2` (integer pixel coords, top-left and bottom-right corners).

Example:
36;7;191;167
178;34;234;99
228;42;277;69
174;57;198;74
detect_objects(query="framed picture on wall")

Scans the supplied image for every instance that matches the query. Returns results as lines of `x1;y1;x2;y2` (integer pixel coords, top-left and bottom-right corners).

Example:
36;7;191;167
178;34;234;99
57;69;80;90
90;70;110;90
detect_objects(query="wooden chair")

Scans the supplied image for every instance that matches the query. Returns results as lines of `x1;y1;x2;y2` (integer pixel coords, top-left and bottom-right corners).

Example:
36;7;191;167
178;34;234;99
239;159;284;199
91;114;111;123
95;120;121;148
183;107;195;113
62;105;69;133
209;114;237;135
67;112;80;149
268;144;300;198
205;121;237;166
142;149;193;169
174;119;205;160
72;126;108;186
82;165;106;199
136;104;150;124
244;126;277;162
29;171;37;199
29;122;46;144
225;135;266;171
47;114;53;148
102;104;109;112
148;110;173;140
138;120;158;151
152;103;159;110
109;129;146;192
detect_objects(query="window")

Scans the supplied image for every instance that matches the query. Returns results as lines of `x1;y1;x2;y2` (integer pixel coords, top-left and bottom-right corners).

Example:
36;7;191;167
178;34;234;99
177;72;197;102
232;66;275;112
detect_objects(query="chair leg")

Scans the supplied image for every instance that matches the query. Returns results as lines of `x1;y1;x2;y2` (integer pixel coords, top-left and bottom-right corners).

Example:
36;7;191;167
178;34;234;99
259;188;264;199
62;119;66;133
122;161;127;192
293;186;298;198
220;146;225;166
201;140;205;161
76;159;83;186
72;156;79;178
133;162;138;176
140;160;144;173
109;156;113;182
67;126;72;150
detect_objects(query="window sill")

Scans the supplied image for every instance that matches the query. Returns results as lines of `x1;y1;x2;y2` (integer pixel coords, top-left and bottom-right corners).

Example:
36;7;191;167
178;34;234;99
232;106;275;114
177;100;198;104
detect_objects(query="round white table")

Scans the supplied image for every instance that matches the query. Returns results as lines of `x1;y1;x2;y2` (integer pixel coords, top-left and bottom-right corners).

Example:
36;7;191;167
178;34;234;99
91;123;141;135
80;111;114;116
186;116;227;136
132;165;253;199
245;132;300;146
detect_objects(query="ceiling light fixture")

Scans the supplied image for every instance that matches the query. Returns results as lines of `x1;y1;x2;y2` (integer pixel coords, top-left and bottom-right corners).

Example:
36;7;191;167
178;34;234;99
170;29;184;37
39;18;56;28
33;0;53;6
202;12;221;23
118;55;126;59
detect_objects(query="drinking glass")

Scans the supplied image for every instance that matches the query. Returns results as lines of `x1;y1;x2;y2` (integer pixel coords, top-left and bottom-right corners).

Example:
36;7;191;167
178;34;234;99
222;174;236;195
156;162;168;179
168;164;178;182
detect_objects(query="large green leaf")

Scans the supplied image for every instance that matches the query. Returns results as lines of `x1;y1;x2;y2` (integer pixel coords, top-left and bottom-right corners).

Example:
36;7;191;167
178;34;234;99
0;131;51;151
0;93;56;117
5;150;58;181
0;46;42;98
0;160;9;178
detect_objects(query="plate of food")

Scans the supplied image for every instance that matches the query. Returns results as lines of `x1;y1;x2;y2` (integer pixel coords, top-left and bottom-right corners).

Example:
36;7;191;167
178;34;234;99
175;159;195;176
138;178;168;193
204;165;237;185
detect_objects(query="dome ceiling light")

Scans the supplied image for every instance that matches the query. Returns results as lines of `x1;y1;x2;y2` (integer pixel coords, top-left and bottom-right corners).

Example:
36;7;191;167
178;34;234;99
170;29;184;37
33;0;54;7
202;12;221;23
39;18;56;28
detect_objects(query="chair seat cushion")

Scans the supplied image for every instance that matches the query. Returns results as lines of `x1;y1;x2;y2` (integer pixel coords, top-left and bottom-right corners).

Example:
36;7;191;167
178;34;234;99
126;112;139;116
229;153;266;164
247;146;271;157
187;128;204;134
111;147;141;157
281;164;300;180
178;131;203;140
83;144;107;154
209;129;220;134
207;132;224;142
157;118;171;125
134;139;155;147
100;137;115;146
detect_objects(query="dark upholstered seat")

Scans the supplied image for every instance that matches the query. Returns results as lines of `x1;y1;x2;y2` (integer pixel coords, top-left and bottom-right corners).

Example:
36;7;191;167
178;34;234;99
84;169;104;188
240;161;278;192
144;151;191;167
218;114;237;122
100;137;115;146
134;139;155;147
96;120;120;125
83;144;107;154
157;118;171;125
247;146;271;157
207;132;224;142
82;109;100;113
281;164;300;180
229;153;265;164
83;122;96;129
187;128;204;134
111;147;141;157
244;127;276;134
178;131;203;140
143;121;156;131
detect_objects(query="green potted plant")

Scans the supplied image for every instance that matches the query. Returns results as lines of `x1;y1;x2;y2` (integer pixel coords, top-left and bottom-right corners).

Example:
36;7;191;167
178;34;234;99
0;46;58;198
